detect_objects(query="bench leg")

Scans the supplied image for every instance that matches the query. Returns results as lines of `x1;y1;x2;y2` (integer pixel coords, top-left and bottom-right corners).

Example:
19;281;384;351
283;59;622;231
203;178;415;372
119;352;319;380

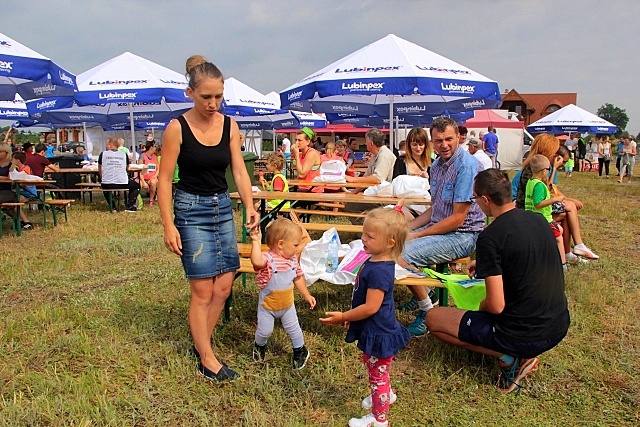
435;263;449;307
15;206;22;237
50;205;58;226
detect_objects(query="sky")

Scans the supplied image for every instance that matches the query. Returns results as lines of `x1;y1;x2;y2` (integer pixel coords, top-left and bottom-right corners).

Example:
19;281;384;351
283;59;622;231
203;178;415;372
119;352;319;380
3;0;640;134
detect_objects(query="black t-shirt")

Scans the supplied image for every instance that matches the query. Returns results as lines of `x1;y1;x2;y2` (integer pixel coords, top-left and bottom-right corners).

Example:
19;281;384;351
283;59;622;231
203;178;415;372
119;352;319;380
0;162;11;191
475;208;570;342
577;137;586;156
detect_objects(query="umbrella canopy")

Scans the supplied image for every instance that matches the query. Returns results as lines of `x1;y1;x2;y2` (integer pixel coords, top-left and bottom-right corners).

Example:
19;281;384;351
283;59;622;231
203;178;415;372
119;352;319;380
279;34;501;117
527;104;617;134
326;111;473;128
0;95;29;121
235;91;326;130
73;51;189;105
221;78;283;116
0;32;77;101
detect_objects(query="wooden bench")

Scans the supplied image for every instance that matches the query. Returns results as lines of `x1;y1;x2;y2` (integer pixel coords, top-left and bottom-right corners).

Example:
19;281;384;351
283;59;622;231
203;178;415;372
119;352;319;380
45;199;74;225
0;202;25;236
76;183;127;212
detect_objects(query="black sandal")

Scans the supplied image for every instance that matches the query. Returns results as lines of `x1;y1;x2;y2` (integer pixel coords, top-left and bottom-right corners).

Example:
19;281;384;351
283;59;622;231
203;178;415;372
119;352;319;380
198;362;239;382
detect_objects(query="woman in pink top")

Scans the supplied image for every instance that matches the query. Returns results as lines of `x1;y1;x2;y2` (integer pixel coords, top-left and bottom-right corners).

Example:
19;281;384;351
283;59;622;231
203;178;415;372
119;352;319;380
291;127;322;192
139;140;159;206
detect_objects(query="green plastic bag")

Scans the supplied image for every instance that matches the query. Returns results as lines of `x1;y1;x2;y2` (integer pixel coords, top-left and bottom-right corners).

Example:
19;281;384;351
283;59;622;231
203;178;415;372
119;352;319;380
137;194;144;210
422;268;486;311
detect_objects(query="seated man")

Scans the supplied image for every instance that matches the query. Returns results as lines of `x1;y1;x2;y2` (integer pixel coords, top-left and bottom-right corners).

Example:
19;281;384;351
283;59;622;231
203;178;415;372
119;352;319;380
426;169;570;393
99;137;140;212
25;143;60;177
397;116;484;336
344;128;396;223
467;137;492;170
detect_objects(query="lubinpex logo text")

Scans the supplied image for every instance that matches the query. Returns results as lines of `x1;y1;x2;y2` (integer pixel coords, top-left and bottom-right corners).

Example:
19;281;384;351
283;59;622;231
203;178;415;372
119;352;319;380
441;82;475;94
99;92;137;100
59;71;74;86
331;105;359;112
32;84;56;96
37;100;57;110
416;65;471;75
89;79;148;86
0;61;13;71
462;100;485;109
287;90;303;101
0;110;27;117
396;105;426;113
342;82;384;91
335;66;400;73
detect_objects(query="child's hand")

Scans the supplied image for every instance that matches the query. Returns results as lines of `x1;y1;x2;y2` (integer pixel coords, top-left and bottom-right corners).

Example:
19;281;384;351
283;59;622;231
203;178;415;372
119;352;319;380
319;311;344;326
553;195;566;203
249;226;262;241
259;177;268;189
305;295;316;310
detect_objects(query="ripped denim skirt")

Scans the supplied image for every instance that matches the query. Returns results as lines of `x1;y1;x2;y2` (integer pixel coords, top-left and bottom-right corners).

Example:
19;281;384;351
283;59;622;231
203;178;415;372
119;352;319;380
173;189;240;279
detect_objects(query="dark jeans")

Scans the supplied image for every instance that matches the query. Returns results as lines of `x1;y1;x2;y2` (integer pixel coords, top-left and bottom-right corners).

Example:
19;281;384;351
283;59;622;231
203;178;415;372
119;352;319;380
616;156;621;173
101;180;140;209
598;157;610;176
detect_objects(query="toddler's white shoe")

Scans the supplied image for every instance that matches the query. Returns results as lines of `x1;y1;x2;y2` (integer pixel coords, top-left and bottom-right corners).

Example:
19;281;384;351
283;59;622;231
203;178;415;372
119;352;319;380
361;389;397;409
348;413;388;427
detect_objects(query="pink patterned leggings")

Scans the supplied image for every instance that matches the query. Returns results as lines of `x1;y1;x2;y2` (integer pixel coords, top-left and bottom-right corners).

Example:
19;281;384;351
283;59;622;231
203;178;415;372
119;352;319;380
363;353;394;424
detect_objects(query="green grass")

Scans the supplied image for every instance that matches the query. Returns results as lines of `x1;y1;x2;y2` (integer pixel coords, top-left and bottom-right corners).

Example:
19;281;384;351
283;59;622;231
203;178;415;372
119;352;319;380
1;171;639;426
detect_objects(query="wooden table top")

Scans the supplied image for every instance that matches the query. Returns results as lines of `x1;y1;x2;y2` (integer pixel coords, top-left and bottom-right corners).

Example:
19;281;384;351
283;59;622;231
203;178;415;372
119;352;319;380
57;166;147;173
9;179;56;186
231;190;431;206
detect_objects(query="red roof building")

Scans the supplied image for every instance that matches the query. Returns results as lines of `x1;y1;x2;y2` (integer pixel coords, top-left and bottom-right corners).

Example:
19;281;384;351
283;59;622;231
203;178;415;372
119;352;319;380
500;89;577;127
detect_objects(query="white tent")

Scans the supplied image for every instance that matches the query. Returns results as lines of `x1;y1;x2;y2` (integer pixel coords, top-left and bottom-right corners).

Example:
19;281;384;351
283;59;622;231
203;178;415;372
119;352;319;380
464;109;525;170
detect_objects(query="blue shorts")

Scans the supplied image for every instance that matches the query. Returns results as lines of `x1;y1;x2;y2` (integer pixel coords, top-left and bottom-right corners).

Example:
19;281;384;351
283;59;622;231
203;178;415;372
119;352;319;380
173;189;240;279
401;231;478;267
458;311;567;358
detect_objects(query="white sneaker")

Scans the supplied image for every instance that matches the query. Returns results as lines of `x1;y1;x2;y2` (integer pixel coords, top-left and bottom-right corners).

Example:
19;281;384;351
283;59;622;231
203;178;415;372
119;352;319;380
348;413;388;427
565;252;579;264
573;245;599;260
361;389;397;409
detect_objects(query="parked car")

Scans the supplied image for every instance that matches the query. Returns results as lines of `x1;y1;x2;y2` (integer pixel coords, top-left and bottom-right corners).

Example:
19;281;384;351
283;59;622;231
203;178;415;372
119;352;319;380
61;141;85;153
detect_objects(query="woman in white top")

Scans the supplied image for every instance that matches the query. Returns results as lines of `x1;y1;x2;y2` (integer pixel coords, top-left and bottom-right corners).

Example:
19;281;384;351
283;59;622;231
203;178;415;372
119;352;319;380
597;136;612;178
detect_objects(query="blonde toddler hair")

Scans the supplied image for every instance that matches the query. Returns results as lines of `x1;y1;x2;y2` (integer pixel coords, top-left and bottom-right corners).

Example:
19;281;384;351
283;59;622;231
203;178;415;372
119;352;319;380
364;207;409;261
266;218;302;250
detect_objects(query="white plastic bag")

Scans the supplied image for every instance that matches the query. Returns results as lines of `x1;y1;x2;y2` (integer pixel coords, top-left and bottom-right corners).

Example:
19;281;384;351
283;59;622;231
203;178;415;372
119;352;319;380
313;160;347;183
300;228;354;285
363;181;393;196
9;170;43;181
392;175;430;199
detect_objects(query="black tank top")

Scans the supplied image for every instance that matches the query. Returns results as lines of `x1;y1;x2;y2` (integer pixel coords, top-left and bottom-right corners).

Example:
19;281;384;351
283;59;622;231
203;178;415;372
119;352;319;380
176;115;231;196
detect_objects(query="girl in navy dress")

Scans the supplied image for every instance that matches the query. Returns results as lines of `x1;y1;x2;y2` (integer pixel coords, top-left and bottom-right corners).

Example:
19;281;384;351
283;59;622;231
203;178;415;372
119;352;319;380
321;207;411;427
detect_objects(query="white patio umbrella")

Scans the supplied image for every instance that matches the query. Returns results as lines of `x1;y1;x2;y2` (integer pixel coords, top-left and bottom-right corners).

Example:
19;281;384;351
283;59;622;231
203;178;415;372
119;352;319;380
527;104;617;134
0;32;76;101
279;34;502;146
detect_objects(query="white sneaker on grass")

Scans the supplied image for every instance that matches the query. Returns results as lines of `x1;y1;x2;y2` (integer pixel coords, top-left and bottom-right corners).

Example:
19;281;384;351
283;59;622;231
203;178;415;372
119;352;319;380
361;389;397;409
348;413;388;427
565;253;579;264
573;244;599;259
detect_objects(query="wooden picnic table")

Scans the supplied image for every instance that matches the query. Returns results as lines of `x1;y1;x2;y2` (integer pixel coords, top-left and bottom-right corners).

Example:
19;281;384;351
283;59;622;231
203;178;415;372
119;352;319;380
3;179;57;234
230;190;431;238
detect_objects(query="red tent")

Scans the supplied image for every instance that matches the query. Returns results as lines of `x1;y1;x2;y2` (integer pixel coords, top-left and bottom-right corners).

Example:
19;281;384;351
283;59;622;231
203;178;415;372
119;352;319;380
464;110;523;129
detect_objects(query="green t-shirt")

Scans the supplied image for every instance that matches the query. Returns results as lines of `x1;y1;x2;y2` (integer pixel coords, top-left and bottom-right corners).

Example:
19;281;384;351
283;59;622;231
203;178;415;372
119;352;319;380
524;178;552;223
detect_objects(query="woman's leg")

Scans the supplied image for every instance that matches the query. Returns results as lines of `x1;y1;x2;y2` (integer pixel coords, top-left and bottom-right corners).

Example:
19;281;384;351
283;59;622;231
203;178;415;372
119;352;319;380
604;160;610;177
190;272;234;373
562;200;584;246
598;158;604;176
149;177;158;202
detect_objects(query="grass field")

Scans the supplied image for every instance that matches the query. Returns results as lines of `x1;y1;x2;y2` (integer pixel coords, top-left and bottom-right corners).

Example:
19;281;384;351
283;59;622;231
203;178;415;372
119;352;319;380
1;169;639;426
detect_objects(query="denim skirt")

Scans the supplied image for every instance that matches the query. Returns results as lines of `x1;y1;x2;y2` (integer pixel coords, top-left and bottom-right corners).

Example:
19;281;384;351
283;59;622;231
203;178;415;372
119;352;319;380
173;189;240;279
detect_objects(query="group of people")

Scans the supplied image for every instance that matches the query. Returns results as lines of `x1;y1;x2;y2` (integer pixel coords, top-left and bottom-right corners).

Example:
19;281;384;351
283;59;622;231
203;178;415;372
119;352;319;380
149;53;580;426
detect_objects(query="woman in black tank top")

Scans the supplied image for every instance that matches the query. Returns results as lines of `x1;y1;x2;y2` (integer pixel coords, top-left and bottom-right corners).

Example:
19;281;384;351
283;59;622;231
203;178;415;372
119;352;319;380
158;56;259;382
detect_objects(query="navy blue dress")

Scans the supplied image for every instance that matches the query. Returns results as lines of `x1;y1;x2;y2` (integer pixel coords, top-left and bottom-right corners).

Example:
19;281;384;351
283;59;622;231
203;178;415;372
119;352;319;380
345;260;411;358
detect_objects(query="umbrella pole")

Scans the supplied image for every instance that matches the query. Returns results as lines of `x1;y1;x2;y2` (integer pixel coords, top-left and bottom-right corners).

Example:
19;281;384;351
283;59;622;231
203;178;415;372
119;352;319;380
128;103;136;151
388;95;394;149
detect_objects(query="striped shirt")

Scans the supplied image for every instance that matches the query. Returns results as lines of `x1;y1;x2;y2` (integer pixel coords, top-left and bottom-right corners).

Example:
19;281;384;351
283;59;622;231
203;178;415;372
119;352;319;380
255;251;303;289
429;147;485;232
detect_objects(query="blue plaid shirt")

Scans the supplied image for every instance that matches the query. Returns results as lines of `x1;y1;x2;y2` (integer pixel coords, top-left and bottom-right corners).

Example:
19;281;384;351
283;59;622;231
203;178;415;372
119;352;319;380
429;147;485;232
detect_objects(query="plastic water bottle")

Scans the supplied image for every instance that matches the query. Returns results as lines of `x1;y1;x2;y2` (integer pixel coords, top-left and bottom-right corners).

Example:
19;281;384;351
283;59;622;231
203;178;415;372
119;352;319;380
326;233;340;273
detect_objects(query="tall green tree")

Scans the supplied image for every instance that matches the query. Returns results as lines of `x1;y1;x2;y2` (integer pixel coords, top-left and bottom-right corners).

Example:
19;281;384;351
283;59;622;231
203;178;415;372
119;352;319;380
597;103;629;137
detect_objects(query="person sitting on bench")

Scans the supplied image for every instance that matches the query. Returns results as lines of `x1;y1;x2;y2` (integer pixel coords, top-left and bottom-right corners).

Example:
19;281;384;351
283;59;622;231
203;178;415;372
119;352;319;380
98;138;140;212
